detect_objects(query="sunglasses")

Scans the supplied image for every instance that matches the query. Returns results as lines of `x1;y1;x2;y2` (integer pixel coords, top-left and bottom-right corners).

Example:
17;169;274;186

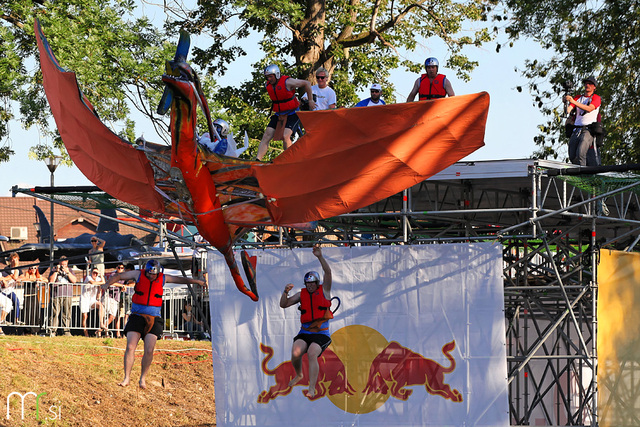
91;240;97;243
117;266;124;270
371;90;380;93
316;75;327;80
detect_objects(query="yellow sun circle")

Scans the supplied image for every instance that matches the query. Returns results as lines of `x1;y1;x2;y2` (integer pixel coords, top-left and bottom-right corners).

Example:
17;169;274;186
328;325;390;414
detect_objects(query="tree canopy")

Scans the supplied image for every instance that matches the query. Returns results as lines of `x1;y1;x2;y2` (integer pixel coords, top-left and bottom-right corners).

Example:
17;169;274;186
1;0;496;163
500;0;640;164
0;0;174;163
172;0;494;159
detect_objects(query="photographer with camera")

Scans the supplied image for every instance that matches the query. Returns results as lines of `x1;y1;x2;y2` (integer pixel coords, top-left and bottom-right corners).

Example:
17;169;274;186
48;256;77;336
564;76;602;166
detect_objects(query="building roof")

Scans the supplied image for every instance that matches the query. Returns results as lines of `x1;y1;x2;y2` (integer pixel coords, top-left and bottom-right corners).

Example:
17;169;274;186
0;196;155;252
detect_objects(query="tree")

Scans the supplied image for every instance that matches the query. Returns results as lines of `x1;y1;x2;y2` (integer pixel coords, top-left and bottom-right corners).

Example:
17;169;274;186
0;0;174;163
499;0;640;164
171;0;495;159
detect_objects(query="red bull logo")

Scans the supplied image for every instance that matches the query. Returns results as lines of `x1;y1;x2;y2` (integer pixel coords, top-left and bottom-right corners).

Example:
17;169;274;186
362;340;462;402
257;343;356;403
258;325;463;413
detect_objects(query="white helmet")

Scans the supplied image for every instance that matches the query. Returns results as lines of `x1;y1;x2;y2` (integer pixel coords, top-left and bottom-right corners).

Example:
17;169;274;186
264;64;281;80
213;119;229;137
424;57;439;70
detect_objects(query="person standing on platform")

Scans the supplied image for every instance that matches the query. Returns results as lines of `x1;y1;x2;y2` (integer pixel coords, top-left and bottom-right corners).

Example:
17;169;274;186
88;236;106;276
355;84;386;107
565;76;602;166
407;57;455;102
256;64;315;160
302;67;337;111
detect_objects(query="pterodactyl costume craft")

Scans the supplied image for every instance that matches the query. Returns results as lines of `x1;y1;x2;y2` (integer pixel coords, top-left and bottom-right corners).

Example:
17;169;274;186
35;21;489;301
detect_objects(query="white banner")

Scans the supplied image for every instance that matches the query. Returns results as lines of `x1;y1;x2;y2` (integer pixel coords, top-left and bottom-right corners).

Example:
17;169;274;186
208;243;508;426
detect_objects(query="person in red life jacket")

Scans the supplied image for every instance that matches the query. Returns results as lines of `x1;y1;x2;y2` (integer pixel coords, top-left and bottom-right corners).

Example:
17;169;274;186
407;57;455;102
280;244;332;398
102;260;205;388
256;64;315;160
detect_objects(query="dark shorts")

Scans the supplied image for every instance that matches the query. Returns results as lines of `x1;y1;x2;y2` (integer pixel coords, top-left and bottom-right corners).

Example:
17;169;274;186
267;112;300;131
293;333;332;355
124;313;163;339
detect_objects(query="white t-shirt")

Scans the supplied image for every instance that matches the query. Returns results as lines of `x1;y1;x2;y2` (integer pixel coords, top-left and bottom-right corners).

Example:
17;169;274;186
303;85;337;111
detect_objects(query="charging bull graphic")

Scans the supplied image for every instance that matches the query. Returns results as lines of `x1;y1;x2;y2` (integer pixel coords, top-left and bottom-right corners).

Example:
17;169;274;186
362;340;462;402
257;343;356;403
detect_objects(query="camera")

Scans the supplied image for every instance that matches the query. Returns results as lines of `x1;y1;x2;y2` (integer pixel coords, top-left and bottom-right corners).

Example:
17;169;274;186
299;94;317;111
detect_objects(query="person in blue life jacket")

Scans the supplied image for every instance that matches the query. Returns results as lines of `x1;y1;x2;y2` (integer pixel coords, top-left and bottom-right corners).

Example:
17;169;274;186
407;57;455;102
102;260;206;389
280;244;333;398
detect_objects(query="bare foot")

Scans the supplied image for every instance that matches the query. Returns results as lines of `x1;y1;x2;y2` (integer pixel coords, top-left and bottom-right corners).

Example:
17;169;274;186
83;329;89;337
118;379;129;387
139;378;147;389
304;388;316;399
288;374;303;388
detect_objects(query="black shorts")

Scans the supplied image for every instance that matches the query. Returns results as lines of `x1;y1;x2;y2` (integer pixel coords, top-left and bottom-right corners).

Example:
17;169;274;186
267;113;300;131
293;333;332;355
124;313;163;339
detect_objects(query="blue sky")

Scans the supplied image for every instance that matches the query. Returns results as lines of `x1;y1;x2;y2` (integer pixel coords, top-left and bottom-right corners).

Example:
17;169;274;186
0;7;554;197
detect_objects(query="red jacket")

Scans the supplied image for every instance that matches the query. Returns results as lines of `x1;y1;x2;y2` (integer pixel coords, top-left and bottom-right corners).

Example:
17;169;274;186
419;73;447;100
132;272;165;307
299;286;333;324
266;76;300;113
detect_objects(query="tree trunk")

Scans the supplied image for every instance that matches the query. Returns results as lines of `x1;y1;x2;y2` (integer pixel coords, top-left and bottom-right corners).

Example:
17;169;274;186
292;0;326;81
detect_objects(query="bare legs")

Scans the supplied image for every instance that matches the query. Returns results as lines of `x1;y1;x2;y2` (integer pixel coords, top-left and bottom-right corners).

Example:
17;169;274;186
256;127;294;160
288;339;322;398
82;302;106;336
256;127;276;160
119;331;140;387
139;333;158;389
119;330;158;389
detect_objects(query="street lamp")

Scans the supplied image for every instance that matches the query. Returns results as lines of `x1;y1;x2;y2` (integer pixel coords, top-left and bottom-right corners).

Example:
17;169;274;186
44;156;62;268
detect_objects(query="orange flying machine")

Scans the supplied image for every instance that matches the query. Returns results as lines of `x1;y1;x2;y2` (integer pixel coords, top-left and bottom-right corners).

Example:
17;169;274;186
35;22;489;301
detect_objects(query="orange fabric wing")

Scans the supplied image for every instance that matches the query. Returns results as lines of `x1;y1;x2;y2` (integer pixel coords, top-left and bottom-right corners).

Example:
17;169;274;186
35;20;165;214
253;92;489;225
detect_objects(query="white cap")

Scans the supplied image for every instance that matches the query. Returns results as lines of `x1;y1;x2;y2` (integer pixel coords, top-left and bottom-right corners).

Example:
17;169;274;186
370;83;382;91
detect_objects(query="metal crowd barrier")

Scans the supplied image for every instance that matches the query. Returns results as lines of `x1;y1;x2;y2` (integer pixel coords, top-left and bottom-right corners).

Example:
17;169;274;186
0;281;209;340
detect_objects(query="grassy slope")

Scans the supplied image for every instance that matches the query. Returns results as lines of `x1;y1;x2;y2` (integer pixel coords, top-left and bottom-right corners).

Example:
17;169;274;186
0;335;216;426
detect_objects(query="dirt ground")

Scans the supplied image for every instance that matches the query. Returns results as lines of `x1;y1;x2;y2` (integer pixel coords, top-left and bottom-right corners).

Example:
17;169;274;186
0;334;216;426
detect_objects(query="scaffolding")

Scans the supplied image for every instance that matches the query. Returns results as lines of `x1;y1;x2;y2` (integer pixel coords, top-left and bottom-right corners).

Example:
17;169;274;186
241;159;640;426
14;158;640;426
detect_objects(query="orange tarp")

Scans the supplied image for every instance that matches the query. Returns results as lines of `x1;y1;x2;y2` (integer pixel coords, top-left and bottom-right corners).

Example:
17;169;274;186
254;93;489;224
35;20;165;214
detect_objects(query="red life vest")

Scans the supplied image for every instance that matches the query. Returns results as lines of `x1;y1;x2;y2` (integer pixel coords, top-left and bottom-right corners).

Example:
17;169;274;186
419;73;447;100
132;272;165;307
299;286;333;324
266;76;300;113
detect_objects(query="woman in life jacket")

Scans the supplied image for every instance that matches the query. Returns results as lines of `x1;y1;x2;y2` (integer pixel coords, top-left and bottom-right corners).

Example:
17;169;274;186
279;245;334;398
